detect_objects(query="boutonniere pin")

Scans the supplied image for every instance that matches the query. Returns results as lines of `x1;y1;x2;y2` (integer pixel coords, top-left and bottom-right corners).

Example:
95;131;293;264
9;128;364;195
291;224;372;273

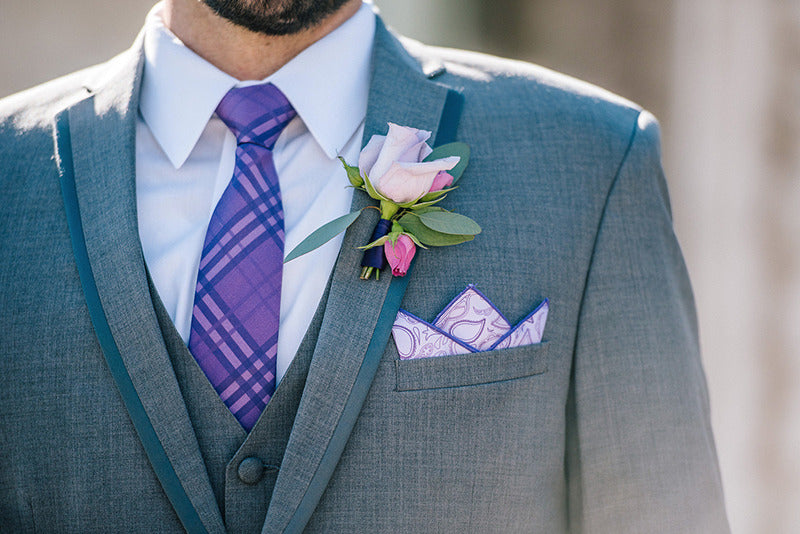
285;123;480;280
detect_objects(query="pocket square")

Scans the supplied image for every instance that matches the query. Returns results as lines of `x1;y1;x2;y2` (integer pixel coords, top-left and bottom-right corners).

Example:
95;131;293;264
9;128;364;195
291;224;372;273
392;284;549;360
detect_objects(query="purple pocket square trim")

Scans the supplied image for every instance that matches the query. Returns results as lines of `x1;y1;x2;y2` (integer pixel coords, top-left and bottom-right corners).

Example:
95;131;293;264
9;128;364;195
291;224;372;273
392;285;549;360
433;285;511;351
490;299;549;350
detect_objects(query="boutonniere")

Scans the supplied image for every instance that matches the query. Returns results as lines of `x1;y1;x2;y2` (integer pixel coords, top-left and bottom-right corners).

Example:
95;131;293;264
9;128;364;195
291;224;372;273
285;123;481;280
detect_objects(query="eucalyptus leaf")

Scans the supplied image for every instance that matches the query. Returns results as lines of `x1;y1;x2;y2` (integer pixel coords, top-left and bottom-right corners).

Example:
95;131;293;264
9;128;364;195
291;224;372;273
284;210;361;263
423;142;470;184
398;213;475;247
409;206;446;215
417;210;481;235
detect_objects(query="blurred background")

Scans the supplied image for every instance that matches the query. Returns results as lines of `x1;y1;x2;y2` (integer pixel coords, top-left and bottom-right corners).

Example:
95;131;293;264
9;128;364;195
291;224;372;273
1;1;797;532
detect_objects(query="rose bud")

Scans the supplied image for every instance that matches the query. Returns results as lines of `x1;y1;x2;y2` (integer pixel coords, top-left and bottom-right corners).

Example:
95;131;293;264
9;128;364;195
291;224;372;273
384;234;416;277
429;171;454;192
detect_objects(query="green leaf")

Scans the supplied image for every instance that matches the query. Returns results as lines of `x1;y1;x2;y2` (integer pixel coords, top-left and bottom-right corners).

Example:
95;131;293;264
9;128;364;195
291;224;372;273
398;212;475;247
396;196;425;209
409;206;446;215
403;231;428;249
358;235;389;250
338;157;363;188
417;210;481;235
423;142;470;184
406;196;446;210
419;186;457;203
284;210;361;263
362;172;390;202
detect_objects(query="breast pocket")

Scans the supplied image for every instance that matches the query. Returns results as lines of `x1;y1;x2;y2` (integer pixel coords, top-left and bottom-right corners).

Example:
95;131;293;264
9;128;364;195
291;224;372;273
394;341;549;391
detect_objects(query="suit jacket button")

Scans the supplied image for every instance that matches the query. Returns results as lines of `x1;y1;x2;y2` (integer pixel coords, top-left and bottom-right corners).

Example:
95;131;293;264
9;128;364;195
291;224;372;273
237;457;265;485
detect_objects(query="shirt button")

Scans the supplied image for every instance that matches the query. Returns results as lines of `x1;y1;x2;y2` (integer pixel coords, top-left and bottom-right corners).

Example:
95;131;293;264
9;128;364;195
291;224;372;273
237;457;265;485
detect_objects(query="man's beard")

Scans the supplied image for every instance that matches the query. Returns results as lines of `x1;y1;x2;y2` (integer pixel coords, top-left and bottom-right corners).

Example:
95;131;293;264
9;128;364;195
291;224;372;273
201;0;353;36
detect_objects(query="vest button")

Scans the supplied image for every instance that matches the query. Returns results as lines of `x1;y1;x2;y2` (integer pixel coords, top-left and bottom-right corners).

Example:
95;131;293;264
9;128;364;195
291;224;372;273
237;457;265;485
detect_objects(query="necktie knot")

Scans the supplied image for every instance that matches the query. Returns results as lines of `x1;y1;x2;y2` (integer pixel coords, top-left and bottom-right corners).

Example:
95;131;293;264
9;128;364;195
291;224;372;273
215;83;297;149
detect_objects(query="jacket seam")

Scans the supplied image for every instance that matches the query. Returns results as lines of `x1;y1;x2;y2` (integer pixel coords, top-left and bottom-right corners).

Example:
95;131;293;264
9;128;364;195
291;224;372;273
564;108;643;531
571;109;642;355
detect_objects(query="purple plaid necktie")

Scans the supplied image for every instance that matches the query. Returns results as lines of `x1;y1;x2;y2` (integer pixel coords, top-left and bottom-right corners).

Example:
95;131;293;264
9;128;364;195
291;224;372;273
188;84;296;431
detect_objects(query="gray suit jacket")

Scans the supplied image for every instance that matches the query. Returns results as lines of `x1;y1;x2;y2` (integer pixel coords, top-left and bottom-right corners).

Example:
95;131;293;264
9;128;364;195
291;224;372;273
0;16;728;534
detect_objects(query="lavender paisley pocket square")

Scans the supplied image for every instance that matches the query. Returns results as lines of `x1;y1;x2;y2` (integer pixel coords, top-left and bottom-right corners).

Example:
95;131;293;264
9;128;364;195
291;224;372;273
392;284;549;360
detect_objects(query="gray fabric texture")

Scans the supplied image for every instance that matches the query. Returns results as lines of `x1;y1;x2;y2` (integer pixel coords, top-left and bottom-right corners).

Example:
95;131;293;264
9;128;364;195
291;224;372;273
0;15;729;534
149;273;329;533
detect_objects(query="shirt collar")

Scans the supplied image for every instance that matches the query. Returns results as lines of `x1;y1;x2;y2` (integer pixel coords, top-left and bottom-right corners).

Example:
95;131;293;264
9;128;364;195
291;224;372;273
139;1;376;168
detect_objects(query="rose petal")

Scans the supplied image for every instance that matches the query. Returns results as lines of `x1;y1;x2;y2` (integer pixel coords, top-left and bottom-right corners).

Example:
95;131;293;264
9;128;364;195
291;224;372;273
358;134;385;179
376;156;460;203
397;138;431;165
375;164;436;203
401;128;433;162
411;127;433;154
369;123;433;185
428;155;460;171
419;142;433;160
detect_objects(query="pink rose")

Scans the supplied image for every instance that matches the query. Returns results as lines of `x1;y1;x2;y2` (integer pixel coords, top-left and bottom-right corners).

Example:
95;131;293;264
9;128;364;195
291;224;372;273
429;171;454;192
384;234;416;277
359;123;459;203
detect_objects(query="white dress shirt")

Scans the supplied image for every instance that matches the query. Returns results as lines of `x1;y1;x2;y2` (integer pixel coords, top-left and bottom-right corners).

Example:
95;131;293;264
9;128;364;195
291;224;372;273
136;2;376;383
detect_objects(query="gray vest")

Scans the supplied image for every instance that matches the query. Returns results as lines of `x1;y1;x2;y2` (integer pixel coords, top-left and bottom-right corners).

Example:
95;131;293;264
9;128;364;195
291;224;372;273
149;277;329;533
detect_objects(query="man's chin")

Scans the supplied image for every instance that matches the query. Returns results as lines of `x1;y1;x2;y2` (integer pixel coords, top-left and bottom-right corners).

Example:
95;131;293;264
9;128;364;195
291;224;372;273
201;0;353;36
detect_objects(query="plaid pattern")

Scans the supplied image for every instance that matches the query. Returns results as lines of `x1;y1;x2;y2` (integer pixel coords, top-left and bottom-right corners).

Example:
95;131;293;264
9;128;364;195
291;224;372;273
188;84;296;431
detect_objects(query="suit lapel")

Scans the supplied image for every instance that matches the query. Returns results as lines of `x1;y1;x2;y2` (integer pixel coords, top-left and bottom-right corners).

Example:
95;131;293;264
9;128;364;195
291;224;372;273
57;40;225;534
263;19;457;533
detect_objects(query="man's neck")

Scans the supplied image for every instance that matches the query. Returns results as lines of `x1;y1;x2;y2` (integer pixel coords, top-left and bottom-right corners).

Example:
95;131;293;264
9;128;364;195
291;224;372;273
162;0;362;81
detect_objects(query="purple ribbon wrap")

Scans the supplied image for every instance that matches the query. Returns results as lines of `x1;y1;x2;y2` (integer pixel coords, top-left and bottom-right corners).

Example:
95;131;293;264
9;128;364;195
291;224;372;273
361;218;392;270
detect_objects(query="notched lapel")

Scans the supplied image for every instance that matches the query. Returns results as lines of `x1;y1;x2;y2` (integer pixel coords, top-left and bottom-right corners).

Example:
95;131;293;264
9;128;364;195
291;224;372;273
263;18;458;534
59;41;225;534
